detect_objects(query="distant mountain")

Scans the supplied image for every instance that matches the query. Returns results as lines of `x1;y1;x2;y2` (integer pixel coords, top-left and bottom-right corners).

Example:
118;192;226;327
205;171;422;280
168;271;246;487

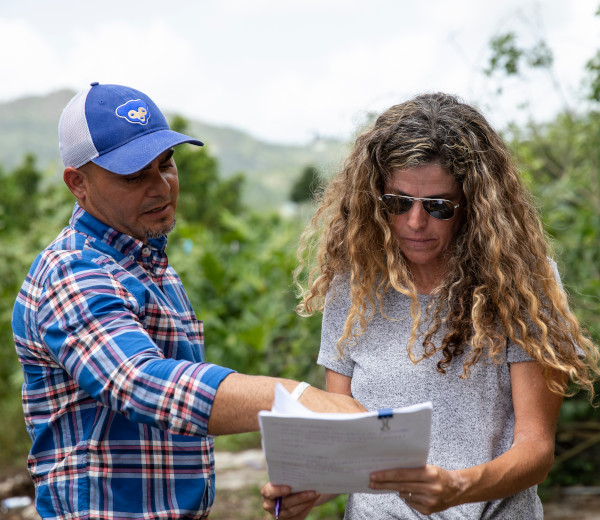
0;90;350;208
0;89;74;174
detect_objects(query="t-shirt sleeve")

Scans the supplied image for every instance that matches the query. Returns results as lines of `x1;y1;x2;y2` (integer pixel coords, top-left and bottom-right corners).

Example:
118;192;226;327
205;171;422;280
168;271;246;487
507;257;566;364
317;275;355;377
506;342;535;363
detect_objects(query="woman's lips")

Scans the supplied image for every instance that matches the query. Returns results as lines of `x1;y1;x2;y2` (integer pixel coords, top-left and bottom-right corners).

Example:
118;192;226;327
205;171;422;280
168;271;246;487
401;237;434;248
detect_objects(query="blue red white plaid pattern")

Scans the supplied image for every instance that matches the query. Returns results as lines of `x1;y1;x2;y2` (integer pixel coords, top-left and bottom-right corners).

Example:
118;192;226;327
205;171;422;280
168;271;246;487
12;203;234;519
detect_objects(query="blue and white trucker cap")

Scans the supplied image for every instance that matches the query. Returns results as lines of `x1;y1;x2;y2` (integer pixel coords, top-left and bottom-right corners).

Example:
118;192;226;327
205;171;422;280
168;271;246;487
58;82;203;175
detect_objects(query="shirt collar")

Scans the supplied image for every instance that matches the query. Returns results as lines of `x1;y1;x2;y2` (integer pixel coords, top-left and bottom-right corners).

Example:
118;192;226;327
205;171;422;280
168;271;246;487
69;203;168;262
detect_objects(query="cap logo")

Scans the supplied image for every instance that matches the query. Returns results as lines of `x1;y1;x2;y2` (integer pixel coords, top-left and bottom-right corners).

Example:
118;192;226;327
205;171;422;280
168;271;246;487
115;99;150;125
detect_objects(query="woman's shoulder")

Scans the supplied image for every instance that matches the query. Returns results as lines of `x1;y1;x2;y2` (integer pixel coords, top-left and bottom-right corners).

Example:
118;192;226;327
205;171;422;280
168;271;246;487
324;273;352;315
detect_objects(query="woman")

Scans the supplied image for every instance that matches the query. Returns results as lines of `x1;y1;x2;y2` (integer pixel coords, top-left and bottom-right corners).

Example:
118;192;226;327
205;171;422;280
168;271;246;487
261;93;600;519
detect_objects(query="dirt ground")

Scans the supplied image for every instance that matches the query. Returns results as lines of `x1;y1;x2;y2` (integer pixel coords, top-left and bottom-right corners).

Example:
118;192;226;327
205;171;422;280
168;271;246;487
212;450;600;519
2;450;600;519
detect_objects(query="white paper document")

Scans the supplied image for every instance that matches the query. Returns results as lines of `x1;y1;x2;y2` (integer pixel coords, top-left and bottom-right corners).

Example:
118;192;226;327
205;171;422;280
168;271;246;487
258;384;432;494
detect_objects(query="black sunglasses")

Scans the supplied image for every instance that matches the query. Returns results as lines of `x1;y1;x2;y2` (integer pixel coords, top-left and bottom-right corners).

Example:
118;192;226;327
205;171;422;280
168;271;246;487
378;194;460;220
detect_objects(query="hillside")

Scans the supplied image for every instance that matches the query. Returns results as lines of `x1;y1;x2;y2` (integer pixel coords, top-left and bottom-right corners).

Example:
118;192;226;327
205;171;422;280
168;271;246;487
0;90;351;207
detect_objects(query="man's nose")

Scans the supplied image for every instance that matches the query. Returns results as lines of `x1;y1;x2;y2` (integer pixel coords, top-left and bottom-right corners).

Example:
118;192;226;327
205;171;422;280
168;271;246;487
146;168;171;196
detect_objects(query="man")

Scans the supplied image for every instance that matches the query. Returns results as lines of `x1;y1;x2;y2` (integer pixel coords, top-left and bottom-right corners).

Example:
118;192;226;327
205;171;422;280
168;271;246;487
12;82;364;519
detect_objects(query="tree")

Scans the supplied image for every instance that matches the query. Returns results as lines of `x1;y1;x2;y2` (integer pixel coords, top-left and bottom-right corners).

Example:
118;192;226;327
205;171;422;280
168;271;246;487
0;153;42;233
585;5;600;102
484;14;600;488
290;165;323;203
485;32;553;78
170;115;246;229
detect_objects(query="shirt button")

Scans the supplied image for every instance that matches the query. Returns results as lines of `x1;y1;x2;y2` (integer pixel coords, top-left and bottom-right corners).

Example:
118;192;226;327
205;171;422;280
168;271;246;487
141;247;151;256
128;255;135;261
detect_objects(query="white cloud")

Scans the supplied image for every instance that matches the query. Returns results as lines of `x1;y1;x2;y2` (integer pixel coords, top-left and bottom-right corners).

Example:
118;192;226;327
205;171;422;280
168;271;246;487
60;20;200;102
1;0;599;143
0;18;63;99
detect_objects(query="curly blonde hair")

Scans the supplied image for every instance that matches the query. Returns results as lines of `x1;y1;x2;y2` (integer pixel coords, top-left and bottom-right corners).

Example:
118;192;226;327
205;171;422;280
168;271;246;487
295;92;599;400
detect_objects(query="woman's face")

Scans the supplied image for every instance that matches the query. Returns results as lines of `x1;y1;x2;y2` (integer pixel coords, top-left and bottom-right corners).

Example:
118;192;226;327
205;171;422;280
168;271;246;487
384;162;464;280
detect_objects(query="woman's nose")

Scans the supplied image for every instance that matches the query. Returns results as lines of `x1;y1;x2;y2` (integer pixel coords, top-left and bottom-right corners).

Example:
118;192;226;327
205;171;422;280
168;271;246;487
405;200;428;229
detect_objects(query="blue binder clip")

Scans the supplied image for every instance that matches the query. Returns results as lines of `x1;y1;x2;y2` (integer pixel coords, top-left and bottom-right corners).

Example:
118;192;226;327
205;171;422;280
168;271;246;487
378;408;393;431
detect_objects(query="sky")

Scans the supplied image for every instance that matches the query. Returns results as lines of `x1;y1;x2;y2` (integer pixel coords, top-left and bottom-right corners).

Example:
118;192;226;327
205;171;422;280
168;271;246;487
1;1;598;145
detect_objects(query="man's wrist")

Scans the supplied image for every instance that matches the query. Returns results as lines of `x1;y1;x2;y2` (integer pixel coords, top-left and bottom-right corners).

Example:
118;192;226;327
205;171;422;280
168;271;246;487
291;381;310;400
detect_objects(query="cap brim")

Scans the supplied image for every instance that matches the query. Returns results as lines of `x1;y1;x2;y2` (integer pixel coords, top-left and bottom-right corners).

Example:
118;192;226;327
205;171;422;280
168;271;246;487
92;129;203;175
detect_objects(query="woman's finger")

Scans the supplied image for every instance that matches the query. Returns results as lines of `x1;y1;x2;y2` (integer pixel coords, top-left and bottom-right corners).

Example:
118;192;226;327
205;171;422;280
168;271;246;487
280;492;320;520
261;482;291;500
260;484;318;519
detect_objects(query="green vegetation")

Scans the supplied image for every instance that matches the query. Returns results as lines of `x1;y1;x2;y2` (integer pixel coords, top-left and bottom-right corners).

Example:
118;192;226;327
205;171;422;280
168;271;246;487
289;164;324;203
1;17;599;513
508;108;600;490
484;14;600;489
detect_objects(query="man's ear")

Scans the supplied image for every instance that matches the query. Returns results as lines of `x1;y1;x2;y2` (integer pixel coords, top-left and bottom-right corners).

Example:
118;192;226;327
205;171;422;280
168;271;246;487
63;167;87;201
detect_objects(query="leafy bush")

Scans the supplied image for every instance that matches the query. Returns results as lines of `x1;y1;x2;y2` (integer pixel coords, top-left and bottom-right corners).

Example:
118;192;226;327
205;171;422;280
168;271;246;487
508;109;600;488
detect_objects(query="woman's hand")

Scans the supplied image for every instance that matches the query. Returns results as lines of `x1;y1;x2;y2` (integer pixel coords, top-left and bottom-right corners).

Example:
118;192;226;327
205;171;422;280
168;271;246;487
261;482;319;520
369;464;464;515
369;362;564;515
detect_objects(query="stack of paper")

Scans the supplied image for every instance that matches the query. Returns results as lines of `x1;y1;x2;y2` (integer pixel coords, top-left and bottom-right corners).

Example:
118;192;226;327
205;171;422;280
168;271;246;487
258;384;433;494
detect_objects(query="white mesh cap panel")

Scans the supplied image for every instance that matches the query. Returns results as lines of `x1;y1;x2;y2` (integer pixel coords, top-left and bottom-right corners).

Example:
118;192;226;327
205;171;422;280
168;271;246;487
58;85;99;168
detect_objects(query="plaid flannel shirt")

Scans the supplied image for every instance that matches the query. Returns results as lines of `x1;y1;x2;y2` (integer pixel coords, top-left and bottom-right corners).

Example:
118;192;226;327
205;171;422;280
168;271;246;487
12;204;234;519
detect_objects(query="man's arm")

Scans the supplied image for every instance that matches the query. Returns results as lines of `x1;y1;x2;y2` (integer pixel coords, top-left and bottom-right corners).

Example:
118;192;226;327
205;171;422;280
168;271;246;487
207;373;366;435
36;258;364;438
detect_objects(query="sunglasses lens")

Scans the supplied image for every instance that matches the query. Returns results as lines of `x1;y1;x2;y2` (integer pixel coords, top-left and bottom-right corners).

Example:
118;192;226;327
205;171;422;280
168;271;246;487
381;195;413;215
381;195;456;220
422;200;455;220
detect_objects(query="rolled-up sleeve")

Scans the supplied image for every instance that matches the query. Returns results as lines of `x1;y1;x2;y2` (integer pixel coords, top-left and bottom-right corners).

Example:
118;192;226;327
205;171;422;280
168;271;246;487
36;257;233;437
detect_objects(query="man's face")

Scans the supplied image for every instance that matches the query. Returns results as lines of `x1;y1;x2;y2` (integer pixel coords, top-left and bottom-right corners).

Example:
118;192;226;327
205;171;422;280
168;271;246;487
77;149;179;243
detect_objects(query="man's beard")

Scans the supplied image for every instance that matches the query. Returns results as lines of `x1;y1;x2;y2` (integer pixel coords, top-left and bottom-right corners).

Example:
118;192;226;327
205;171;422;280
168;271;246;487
145;218;176;240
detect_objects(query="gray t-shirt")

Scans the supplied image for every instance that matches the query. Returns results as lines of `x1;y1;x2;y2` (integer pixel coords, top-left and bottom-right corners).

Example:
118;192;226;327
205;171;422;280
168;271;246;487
317;274;543;519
